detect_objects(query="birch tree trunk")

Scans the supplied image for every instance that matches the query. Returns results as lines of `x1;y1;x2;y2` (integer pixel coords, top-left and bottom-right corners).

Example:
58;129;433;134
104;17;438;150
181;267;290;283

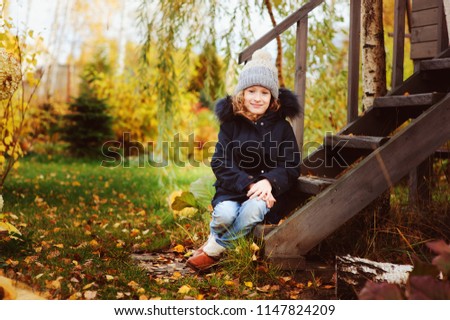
361;0;387;110
444;0;450;39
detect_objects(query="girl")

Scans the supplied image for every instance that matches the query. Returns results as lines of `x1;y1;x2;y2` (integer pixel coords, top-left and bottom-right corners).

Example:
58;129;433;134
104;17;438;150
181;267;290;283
187;50;301;271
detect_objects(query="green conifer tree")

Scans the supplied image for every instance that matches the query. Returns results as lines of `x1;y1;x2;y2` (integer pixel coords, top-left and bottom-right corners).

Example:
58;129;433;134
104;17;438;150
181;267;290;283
62;51;113;158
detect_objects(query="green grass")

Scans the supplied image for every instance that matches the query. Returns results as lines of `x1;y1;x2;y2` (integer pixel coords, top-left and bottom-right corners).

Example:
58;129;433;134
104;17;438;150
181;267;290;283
3;155;447;299
0;155;292;300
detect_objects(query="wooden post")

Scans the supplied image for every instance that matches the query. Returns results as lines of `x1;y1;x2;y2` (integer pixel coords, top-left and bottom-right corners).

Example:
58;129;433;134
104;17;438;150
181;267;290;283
438;0;450;51
347;0;361;123
445;0;450;41
392;0;406;89
293;17;308;154
408;156;433;207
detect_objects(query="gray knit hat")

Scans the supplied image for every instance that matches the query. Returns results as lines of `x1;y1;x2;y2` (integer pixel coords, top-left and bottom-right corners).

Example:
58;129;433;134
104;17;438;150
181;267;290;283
234;49;279;99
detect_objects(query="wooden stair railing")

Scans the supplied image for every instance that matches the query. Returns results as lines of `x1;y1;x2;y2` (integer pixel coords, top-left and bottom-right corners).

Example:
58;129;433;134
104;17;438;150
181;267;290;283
238;0;324;154
261;53;450;269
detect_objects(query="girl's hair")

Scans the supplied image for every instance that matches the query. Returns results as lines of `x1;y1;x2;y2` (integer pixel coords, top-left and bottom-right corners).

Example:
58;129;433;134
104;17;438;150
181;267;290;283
232;89;280;121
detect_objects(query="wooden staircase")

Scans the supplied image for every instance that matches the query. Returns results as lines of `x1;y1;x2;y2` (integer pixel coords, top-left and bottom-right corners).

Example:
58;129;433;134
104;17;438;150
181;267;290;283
261;51;450;269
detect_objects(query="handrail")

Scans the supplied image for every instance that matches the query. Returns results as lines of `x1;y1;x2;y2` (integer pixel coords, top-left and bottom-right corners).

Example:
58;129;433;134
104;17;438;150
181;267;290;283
237;0;324;153
238;0;324;64
237;0;445;151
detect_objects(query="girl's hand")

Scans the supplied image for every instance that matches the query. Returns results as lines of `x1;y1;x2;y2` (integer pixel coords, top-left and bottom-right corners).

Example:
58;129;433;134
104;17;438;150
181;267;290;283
264;193;276;209
247;179;272;198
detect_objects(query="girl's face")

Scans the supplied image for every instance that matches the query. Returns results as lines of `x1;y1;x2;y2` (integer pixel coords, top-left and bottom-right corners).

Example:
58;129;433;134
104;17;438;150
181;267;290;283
243;86;271;117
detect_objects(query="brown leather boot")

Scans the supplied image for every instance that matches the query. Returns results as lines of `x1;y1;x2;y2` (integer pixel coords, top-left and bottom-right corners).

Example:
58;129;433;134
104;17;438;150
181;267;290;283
186;252;219;271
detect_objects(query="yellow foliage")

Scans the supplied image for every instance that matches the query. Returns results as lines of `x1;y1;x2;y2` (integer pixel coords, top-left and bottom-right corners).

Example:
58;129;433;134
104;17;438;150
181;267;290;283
178;285;191;294
167;190;199;220
0;276;45;300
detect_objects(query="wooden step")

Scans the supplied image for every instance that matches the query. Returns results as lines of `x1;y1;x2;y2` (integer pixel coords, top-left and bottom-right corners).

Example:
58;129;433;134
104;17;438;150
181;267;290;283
324;134;389;150
297;176;336;195
435;148;450;159
420;58;450;71
373;92;446;108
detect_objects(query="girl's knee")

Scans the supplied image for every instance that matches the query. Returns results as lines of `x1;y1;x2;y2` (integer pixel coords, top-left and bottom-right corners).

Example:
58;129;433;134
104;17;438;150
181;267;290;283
241;199;268;222
211;201;239;227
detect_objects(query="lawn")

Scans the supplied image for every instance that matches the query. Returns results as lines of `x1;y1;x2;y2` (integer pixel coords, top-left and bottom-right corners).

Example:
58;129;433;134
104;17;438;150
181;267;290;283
1;155;321;300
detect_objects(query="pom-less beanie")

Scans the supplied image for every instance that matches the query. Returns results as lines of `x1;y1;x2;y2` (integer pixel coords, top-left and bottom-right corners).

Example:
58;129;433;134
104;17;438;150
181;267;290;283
234;49;279;99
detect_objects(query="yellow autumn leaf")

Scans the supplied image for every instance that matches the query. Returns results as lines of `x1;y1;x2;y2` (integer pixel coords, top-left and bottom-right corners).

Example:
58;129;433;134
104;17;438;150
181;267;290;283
250;242;260;252
172;244;185;253
224;280;235;286
0;221;22;237
89;239;99;247
53;243;64;249
244;281;253;288
0;276;45;300
130;228;140;237
0;276;17;299
178;285;191;294
196;294;205;300
4;135;12;146
83;282;96;290
172;271;182;279
127;280;139;290
105;275;115;282
68;292;82;300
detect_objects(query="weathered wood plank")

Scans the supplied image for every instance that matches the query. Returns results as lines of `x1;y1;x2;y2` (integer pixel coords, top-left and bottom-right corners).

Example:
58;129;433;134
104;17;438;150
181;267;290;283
411;8;439;27
408;156;433;206
264;94;450;257
392;0;407;89
297;176;336;195
437;0;450;52
412;0;439;12
373;92;446;107
411;25;439;43
238;0;324;64
411;40;438;59
253;224;277;239
420;57;450;69
292;17;308;153
324;135;389;150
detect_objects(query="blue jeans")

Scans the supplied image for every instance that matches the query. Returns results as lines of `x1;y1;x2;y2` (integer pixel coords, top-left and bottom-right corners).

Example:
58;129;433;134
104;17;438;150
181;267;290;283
209;198;270;248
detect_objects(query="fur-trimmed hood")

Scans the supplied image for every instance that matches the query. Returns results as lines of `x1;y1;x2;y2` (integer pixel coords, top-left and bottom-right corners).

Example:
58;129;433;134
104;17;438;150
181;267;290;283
214;87;302;123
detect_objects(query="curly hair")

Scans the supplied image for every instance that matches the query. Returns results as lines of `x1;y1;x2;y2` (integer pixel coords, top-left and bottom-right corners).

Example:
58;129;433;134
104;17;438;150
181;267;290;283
231;90;280;122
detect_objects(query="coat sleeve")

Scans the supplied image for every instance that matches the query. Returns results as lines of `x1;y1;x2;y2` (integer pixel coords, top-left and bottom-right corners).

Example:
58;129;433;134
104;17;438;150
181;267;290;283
260;123;301;197
211;122;256;194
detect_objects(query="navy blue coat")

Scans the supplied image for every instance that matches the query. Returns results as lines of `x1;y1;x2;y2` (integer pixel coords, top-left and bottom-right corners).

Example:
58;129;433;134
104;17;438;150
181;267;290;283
211;88;302;209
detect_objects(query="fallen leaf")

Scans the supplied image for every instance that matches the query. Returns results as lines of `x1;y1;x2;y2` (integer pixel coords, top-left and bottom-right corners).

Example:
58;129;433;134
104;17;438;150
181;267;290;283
84;290;97;300
83;282;96;290
256;285;270;293
250;242;260;252
172;244;185;253
105;275;115;282
68;292;82;300
244;281;253;288
178;285;191;294
127;281;139;290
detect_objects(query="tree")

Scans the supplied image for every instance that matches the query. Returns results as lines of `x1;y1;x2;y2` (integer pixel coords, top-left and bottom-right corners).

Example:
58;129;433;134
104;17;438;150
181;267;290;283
62;51;113;158
361;0;387;110
1;19;42;190
137;0;351;144
188;42;225;110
